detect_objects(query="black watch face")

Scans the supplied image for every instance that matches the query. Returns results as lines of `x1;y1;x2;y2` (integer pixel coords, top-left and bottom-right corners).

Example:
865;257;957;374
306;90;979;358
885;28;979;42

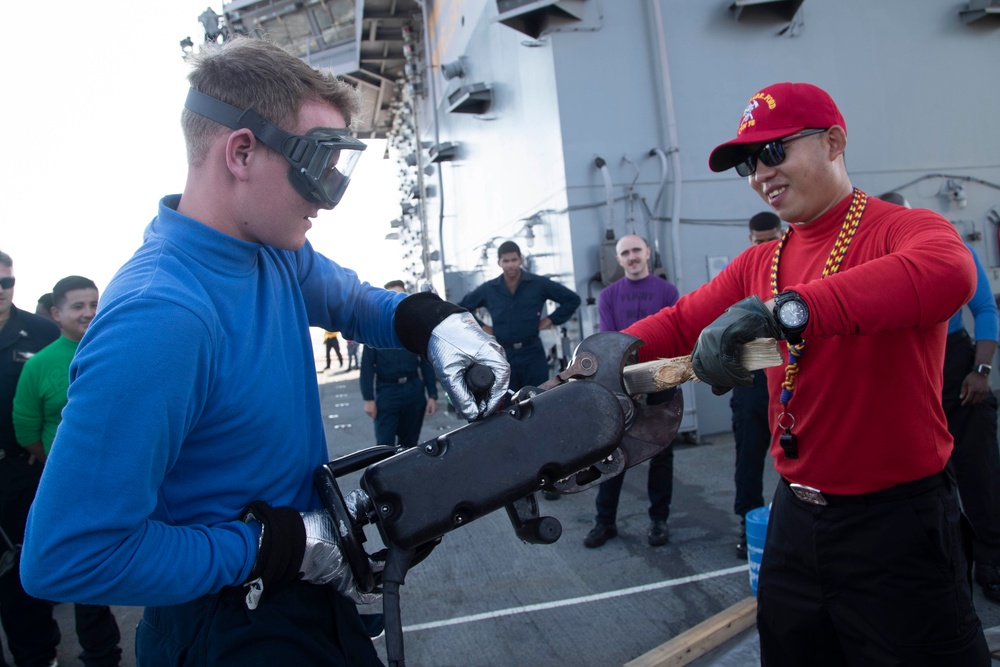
778;301;808;329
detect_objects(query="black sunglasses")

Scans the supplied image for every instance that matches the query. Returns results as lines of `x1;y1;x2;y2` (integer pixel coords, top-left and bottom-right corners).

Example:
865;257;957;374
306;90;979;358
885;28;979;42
735;128;828;177
0;277;14;290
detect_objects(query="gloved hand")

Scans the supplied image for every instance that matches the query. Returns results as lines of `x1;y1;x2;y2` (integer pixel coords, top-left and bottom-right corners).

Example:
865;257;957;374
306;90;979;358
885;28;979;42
691;295;781;394
393;292;510;420
241;502;380;610
427;312;510;420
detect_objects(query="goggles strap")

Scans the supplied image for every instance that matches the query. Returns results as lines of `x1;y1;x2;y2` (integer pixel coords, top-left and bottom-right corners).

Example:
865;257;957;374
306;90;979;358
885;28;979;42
185;88;243;129
185;89;292;154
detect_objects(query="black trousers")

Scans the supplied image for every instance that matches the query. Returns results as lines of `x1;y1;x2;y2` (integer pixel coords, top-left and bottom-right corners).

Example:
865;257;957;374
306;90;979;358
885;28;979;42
373;381;426;448
730;370;770;518
0;454;60;667
135;580;383;666
942;329;1000;565
0;454;121;667
593;390;676;524
75;603;122;667
757;474;989;666
324;338;343;368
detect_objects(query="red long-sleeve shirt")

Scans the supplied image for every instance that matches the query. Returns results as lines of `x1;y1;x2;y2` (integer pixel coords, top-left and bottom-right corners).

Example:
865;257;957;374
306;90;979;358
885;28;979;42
625;191;975;494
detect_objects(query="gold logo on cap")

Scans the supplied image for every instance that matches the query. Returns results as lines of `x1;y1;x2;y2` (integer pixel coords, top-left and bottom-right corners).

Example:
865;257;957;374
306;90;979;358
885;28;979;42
738;93;778;135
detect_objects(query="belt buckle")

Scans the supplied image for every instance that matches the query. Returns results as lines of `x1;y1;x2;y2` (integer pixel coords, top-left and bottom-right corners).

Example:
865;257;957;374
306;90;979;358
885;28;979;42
397;377;407;384
789;483;828;506
512;342;524;349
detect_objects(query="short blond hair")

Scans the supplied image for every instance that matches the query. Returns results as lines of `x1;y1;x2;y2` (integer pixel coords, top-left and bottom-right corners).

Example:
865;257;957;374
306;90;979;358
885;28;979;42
182;36;363;166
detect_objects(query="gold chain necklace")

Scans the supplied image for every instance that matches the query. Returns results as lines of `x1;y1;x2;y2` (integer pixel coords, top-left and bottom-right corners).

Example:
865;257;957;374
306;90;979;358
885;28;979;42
768;187;867;459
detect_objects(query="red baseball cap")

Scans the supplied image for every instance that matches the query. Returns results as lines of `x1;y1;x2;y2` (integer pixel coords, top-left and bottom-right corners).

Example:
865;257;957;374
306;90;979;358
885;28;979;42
708;82;846;173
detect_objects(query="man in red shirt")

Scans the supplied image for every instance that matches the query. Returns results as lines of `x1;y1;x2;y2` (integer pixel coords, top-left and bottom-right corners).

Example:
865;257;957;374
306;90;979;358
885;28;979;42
625;82;989;664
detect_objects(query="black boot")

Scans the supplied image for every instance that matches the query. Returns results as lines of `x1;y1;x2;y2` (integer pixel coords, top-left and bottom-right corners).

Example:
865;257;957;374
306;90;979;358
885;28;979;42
584;523;618;548
736;517;748;559
647;520;669;547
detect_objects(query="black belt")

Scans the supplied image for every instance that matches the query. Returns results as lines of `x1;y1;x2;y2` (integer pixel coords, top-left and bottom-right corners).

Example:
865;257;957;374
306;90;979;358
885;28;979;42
377;373;417;384
782;471;947;507
500;336;539;350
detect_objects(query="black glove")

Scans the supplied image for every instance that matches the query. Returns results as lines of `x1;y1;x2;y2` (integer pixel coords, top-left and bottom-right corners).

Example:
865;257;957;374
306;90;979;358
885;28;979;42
240;501;380;610
691;295;780;394
394;292;510;419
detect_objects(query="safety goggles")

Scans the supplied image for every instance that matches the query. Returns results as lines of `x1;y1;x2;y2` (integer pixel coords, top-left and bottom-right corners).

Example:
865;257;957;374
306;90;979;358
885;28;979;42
734;128;828;177
184;88;367;208
0;277;14;290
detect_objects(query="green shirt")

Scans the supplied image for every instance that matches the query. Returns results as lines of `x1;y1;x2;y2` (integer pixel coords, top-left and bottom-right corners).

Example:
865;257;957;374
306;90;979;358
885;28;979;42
12;335;79;454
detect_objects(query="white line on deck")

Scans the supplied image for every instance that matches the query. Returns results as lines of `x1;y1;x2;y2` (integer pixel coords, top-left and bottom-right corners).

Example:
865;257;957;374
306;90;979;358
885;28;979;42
403;564;749;632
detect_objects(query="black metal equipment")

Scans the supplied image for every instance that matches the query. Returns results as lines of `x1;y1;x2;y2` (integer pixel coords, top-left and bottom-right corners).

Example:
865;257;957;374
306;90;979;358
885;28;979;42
314;331;683;666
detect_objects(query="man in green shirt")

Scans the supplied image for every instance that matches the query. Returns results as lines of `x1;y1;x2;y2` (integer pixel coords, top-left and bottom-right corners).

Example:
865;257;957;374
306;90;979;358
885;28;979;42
15;277;99;460
13;275;122;667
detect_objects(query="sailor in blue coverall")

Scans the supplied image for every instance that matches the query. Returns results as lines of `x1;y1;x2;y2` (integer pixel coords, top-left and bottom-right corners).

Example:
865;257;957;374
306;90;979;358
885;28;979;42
360;282;438;448
459;241;581;391
360;347;436;448
359;280;437;448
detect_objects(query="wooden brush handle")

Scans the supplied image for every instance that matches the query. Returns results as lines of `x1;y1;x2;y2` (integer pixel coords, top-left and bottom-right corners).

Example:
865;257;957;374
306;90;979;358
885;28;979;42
622;338;784;394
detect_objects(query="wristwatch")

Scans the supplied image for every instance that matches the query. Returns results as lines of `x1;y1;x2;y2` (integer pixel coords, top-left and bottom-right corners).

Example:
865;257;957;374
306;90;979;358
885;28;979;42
773;291;809;345
976;363;992;377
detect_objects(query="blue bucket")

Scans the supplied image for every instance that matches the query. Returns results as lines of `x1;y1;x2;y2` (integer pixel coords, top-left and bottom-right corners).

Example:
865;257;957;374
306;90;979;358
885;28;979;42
745;505;770;596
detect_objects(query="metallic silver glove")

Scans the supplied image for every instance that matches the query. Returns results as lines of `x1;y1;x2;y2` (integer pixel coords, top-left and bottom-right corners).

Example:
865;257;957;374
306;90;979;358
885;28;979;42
426;312;510;420
300;510;381;605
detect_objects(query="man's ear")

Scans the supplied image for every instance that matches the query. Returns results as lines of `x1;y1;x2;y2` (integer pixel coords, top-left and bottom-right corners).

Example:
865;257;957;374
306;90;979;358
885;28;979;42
825;125;848;162
225;129;257;182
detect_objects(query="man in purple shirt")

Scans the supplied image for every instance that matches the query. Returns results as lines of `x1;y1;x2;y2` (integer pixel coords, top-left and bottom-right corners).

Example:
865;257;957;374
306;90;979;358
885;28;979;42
585;235;680;548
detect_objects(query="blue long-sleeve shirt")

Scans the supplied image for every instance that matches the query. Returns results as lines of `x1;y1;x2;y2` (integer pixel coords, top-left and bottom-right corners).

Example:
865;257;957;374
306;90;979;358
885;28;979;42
947;245;999;342
359;346;437;401
22;195;406;606
457;270;580;346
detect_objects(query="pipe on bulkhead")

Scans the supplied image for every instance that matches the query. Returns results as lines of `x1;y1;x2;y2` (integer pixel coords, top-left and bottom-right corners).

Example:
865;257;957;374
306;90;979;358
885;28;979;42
647;0;684;291
648;147;669;269
594;156;615;240
418;0;447;288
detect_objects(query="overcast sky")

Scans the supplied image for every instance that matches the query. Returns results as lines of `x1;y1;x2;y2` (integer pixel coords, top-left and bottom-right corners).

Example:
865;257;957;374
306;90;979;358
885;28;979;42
2;1;403;309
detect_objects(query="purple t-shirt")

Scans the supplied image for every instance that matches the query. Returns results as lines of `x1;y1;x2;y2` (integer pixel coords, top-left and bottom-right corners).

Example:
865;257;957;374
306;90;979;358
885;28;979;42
598;274;679;332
